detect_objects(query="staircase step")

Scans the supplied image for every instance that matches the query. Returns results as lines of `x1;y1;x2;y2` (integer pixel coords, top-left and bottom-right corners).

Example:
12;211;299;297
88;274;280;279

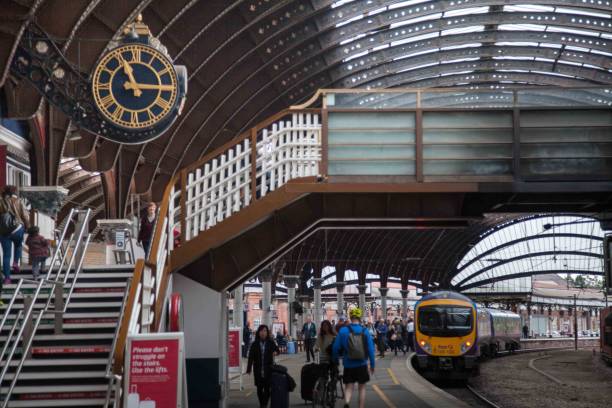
7;398;107;407
1;384;107;393
0;333;114;342
31;345;111;355
2;292;125;301
2;370;106;380
3;358;108;367
2;302;122;311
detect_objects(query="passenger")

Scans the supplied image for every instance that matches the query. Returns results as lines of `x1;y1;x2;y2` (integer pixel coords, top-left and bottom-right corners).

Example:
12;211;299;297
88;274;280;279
137;201;157;258
302;315;317;363
276;330;287;353
315;320;336;369
522;324;529;339
25;226;50;280
406;317;415;352
242;321;252;358
392;319;405;355
366;322;376;340
335;315;347;334
246;324;279;408
376;318;388;357
0;185;30;284
332;308;375;408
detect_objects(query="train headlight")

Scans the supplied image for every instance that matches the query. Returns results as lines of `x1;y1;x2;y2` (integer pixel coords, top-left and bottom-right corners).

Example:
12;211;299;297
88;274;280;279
460;341;472;353
419;340;432;353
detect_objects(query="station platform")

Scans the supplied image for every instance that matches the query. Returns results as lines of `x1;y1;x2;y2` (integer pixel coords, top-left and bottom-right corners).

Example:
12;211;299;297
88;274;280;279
227;351;465;408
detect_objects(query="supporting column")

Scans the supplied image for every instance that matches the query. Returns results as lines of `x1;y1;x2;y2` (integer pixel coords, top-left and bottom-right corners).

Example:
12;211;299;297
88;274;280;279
335;282;346;318
400;290;409;319
312;278;323;328
284;275;299;340
298;294;309;337
260;270;273;328
232;285;243;330
357;285;367;314
380;287;389;321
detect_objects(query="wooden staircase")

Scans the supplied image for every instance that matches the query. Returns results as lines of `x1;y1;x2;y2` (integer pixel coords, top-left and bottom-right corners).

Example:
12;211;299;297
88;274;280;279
0;265;132;407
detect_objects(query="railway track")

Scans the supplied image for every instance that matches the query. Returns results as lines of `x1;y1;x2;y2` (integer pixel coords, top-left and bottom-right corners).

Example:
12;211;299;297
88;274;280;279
414;345;593;407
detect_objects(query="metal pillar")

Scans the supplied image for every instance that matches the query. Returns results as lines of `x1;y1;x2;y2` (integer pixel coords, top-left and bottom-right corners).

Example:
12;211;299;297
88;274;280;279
380;287;389;321
335;282;346;318
400;289;409;319
298;294;309;333
260;270;273;328
312;278;323;328
573;295;578;351
357;284;367;314
233;285;243;329
284;275;299;340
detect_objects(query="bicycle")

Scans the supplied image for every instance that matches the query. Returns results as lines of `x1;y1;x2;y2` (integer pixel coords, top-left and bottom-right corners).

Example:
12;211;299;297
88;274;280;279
312;363;344;408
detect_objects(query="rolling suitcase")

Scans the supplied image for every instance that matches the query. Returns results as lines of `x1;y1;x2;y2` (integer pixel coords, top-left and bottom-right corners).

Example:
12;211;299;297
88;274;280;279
270;365;291;408
300;362;320;402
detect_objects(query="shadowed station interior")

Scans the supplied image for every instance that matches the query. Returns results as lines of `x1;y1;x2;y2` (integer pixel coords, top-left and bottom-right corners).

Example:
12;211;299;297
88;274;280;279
0;1;611;407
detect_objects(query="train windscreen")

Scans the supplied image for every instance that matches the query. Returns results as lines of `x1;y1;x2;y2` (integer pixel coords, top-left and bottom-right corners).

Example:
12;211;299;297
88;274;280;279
418;306;473;337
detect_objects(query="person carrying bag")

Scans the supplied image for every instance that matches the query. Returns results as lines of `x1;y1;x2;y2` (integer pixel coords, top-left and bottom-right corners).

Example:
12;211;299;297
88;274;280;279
0;185;29;285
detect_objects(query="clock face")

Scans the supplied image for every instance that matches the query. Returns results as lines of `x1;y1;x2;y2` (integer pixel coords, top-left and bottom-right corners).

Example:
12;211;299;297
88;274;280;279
92;44;178;129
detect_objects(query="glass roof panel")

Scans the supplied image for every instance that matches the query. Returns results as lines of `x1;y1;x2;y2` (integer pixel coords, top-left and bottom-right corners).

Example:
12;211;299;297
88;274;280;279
453;215;605;289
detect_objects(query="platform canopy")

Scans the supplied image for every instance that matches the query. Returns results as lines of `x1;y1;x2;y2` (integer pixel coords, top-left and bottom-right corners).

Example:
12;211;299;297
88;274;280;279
1;0;611;226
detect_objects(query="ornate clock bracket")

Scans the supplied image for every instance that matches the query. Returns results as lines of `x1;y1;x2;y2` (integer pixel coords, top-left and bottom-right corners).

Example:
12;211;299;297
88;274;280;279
10;19;187;144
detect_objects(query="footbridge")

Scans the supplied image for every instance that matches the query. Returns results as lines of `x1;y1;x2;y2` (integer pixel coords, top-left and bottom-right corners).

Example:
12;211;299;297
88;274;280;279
145;87;611;293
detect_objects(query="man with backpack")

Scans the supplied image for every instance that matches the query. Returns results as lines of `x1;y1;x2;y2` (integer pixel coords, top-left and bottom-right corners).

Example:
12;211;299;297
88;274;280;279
332;307;375;408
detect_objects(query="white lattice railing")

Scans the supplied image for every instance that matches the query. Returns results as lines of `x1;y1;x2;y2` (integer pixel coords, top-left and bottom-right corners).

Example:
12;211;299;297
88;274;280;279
184;111;321;241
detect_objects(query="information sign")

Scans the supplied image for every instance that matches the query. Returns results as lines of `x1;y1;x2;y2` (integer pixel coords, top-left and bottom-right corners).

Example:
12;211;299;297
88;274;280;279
228;328;241;370
124;332;185;408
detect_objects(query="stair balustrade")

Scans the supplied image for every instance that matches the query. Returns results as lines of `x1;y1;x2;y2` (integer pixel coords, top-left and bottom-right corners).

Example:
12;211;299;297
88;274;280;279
0;208;92;407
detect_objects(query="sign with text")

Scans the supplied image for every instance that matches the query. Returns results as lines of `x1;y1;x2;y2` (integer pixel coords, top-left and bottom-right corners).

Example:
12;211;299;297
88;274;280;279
124;332;185;408
228;327;241;371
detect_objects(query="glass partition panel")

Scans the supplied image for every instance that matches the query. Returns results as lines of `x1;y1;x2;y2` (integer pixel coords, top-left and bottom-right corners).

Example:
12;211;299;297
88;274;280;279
327;92;418;109
517;88;612;107
423;111;513;177
328;112;415;176
421;91;514;109
520;110;612;180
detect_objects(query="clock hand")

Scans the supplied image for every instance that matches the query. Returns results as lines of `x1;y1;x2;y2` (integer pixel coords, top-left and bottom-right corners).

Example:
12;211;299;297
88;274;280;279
123;82;175;91
121;60;142;97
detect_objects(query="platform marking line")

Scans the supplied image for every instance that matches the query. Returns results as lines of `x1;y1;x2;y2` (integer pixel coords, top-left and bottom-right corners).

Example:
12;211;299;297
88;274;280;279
372;384;397;408
386;368;399;385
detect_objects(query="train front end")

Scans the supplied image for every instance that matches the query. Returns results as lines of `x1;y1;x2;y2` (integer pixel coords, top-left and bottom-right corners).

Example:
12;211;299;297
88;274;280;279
414;291;478;379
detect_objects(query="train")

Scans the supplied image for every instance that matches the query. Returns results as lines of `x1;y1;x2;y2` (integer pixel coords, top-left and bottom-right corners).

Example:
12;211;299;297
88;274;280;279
413;290;521;379
601;306;612;365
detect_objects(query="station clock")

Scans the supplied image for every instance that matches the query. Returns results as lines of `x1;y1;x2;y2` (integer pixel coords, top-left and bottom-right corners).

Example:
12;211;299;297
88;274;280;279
92;43;178;130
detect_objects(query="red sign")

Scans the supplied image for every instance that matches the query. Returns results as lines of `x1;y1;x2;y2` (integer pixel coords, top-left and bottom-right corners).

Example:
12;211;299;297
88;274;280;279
228;328;241;369
125;335;183;408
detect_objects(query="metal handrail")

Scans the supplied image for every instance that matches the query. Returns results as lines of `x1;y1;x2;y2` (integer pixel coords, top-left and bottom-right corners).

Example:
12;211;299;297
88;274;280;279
1;309;45;408
0;208;91;407
0;208;74;336
104;278;132;408
0;310;22;366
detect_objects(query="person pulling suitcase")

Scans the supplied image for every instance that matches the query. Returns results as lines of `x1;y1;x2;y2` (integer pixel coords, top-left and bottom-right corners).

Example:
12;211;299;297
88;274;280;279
246;325;279;408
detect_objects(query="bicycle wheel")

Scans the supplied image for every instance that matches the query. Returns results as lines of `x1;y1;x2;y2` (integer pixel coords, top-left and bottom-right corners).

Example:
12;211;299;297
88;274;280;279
312;377;327;408
336;375;345;400
326;379;337;408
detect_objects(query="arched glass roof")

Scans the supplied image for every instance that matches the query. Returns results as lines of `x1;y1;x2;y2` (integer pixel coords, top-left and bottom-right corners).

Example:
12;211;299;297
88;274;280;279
452;214;605;291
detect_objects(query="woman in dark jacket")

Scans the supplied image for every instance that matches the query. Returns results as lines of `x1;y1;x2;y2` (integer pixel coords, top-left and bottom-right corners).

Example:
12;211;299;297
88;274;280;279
137;202;157;257
246;325;279;408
